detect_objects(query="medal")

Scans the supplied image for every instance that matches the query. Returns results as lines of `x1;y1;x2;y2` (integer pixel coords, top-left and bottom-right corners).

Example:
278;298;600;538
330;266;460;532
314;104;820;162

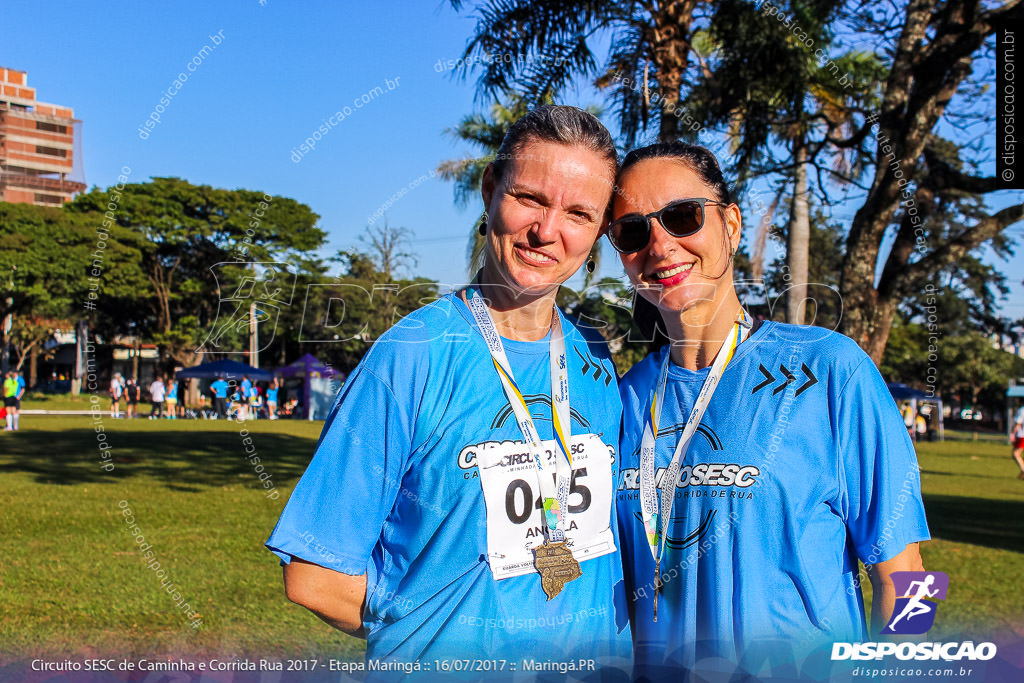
533;539;582;600
639;311;750;621
464;284;581;593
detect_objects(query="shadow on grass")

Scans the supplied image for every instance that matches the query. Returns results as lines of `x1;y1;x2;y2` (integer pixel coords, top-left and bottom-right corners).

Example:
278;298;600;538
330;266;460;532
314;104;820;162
0;428;317;490
919;469;1009;480
923;493;1024;553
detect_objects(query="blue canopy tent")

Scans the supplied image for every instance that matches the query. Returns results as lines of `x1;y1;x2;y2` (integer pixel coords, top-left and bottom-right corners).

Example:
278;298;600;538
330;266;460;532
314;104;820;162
887;382;944;441
176;359;274;381
276;353;345;420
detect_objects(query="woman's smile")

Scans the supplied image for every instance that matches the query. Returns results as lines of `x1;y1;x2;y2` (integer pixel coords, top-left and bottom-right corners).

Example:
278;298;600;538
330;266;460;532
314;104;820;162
647;262;695;287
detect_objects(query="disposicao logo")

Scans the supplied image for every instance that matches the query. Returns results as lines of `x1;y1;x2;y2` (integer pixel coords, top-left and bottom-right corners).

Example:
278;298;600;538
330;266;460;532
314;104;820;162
832;570;997;662
882;570;949;635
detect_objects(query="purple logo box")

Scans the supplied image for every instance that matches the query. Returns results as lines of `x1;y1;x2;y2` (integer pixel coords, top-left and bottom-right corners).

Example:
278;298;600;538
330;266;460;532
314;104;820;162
881;571;949;635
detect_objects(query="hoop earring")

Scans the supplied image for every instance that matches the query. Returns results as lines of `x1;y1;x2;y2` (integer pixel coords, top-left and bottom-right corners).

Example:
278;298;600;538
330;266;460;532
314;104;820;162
478;216;487;235
585;257;595;273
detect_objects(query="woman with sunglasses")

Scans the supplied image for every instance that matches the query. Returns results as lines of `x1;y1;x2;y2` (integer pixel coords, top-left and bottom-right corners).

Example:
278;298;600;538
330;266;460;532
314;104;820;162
266;106;632;672
610;143;929;679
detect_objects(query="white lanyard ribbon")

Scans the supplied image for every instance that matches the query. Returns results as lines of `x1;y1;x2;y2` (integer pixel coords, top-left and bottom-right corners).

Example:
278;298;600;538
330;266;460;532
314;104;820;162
465;287;573;541
639;311;750;615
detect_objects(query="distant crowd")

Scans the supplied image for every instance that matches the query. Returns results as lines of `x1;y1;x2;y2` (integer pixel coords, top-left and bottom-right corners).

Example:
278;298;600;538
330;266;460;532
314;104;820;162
107;374;301;421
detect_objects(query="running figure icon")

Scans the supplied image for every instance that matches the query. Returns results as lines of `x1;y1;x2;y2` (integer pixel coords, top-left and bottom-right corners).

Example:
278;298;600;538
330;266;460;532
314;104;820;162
887;574;938;630
882;571;949;635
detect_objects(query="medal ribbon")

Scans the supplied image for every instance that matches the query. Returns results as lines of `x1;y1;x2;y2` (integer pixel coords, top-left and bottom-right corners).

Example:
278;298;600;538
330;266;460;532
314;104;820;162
465;287;573;541
639;311;750;617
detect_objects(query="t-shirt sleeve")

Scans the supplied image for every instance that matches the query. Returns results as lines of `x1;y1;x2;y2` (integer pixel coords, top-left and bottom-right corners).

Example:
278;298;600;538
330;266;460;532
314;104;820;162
834;358;930;565
265;363;412;575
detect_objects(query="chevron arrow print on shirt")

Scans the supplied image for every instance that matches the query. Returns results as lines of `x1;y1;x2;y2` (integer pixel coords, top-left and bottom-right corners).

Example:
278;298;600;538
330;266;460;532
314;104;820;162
574;347;613;386
752;363;818;397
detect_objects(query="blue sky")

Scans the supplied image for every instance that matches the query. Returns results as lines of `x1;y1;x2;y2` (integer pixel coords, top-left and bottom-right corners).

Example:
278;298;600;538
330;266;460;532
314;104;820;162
2;0;1021;322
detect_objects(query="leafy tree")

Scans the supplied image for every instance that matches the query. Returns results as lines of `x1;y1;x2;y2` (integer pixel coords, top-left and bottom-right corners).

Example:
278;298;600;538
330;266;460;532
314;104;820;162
0;202;144;379
692;0;884;324
68;178;325;368
936;332;1020;416
559;277;652;374
836;0;1024;363
751;204;846;330
297;251;440;373
259;255;331;368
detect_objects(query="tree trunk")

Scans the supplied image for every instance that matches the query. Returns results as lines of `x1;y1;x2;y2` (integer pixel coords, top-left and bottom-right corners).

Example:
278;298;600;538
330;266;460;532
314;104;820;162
838;0;1023;363
786;139;810;325
751;189;783;282
651;0;699;142
28;345;38;388
132;334;140;380
863;298;897;366
839;166;905;352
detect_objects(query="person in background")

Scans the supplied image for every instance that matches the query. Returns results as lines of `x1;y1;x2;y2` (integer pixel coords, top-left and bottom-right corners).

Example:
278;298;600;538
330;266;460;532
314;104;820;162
238;375;253;421
1011;404;1024;480
109;373;124;418
902;402;915;439
210;375;229;419
231;385;244;420
125;377;140;419
3;370;24;431
266;378;279;420
250;384;262;420
915;412;927;442
149;376;166;419
176;376;188;419
166;378;178;420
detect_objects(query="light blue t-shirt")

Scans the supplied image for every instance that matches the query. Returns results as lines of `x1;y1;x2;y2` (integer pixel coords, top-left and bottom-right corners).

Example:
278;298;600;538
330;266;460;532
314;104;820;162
241;378;253;399
210;379;228;398
616;321;929;679
267;293;632;671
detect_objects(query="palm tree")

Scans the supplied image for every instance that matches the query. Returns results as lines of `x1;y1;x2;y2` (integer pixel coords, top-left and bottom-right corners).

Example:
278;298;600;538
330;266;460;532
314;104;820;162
687;0;884;324
448;0;717;147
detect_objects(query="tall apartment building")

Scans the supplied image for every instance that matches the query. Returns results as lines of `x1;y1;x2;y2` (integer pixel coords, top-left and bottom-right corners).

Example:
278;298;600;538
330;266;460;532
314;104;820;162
0;66;85;206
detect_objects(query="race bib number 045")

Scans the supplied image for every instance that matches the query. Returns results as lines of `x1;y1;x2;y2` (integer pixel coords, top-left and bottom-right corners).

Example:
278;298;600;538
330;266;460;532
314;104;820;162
474;434;616;580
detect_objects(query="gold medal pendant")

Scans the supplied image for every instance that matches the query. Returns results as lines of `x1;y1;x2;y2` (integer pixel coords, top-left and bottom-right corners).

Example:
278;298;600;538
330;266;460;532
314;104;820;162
534;540;582;600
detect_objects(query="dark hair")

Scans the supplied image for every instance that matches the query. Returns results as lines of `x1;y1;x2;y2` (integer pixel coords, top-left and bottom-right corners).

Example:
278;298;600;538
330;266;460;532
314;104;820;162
619;142;734;348
491;105;618;182
619;142;732;204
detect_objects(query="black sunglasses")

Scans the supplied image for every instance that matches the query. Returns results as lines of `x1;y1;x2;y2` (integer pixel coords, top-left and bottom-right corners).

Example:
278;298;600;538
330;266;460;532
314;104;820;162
607;197;730;254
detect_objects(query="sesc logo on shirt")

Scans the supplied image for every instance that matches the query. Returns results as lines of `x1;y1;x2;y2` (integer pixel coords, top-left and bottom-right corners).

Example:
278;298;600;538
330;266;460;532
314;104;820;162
617;463;761;491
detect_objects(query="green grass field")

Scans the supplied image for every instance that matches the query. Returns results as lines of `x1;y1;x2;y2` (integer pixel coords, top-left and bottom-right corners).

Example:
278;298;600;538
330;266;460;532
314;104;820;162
1;415;1022;661
20;392;95;412
0;417;361;662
